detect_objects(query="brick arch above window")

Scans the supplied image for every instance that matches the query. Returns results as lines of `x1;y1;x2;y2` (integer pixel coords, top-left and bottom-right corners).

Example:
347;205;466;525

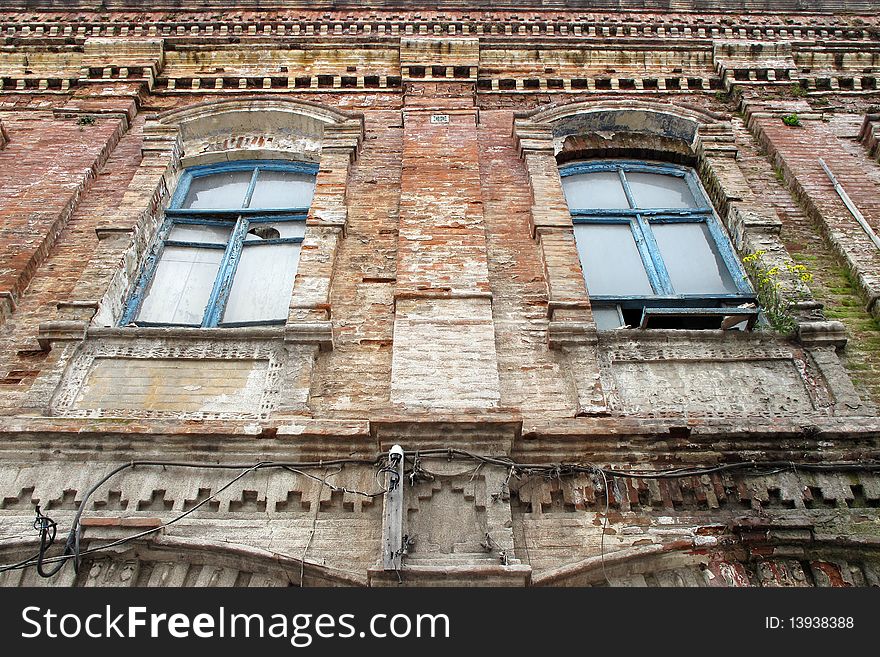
146;96;363;169
522;100;712;154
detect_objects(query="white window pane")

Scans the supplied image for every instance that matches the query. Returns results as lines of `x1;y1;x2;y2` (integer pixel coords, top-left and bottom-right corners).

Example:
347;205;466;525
245;222;305;241
626;171;697;209
562;172;630;210
168;224;231;245
181;170;252;209
574;224;653;296
136;246;223;325
593;305;625;330
221;243;300;324
653;223;738;294
248;171;315;209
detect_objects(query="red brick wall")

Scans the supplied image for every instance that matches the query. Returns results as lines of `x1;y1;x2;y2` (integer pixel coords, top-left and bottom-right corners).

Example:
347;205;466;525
0;111;127;321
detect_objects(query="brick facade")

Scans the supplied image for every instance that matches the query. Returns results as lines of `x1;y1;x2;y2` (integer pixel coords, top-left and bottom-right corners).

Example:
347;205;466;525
1;1;879;587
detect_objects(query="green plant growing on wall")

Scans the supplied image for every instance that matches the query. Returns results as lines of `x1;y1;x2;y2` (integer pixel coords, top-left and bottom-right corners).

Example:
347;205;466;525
742;250;813;333
76;115;96;127
781;113;801;126
789;83;807;98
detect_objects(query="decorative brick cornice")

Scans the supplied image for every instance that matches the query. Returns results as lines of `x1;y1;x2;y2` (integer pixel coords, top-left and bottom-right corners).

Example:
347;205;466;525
2;25;879;100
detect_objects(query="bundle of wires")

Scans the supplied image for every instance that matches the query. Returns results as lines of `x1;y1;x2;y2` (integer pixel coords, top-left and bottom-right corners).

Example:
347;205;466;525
1;452;877;578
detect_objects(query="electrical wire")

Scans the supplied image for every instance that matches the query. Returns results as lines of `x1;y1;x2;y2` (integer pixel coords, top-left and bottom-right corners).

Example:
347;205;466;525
0;459;381;576
0;452;878;577
299;466;339;588
13;463;268;576
33;505;65;578
281;465;387;498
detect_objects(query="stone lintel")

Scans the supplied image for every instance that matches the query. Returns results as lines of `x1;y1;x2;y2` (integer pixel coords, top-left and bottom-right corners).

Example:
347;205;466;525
56;301;99;322
94;225;135;241
727;202;783;233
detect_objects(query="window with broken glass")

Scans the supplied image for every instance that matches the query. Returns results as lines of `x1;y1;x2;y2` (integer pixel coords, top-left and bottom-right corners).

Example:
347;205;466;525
561;161;757;330
121;160;316;327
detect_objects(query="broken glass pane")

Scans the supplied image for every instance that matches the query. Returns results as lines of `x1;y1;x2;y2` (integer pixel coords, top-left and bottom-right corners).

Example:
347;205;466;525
136;246;223;325
221;243;301;324
244;222;305;241
593;305;625;330
246;226;281;241
653;223;738;294
574;223;653;296
563;171;630;209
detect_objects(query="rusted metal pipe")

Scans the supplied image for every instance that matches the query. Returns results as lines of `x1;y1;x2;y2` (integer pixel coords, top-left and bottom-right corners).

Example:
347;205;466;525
818;157;880;252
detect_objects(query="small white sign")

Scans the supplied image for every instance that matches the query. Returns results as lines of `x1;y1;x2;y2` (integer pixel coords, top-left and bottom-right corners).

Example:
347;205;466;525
430;114;450;125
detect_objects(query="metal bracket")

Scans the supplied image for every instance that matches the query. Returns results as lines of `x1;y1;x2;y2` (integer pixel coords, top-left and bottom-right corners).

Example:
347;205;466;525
382;444;405;571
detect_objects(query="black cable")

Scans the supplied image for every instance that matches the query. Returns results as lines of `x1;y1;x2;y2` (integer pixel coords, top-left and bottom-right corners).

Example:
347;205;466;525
281;466;387;498
33;505;68;578
2;459;383;576
13;463;269;576
0;550;43;574
404;451;880;480
1;453;879;576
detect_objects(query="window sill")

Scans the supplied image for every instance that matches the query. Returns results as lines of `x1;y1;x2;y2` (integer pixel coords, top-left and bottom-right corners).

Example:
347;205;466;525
548;317;780;349
99;322;333;348
39;320;334;350
88;325;286;341
596;327;774;342
638;306;758;330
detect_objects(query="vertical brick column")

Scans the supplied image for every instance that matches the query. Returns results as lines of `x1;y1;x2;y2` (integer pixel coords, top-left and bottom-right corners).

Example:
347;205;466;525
390;82;500;410
513;120;606;415
287;119;363;348
517;124;592;322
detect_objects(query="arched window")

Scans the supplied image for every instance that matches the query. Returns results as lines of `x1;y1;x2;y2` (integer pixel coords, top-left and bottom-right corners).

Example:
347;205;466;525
121;159;317;327
561;160;757;330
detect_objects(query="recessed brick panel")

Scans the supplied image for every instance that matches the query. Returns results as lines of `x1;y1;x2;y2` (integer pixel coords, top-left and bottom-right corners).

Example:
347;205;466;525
73;357;269;413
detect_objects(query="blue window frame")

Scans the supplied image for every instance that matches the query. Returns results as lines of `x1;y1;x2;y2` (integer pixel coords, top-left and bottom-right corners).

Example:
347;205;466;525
560;160;756;329
121;159;318;328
